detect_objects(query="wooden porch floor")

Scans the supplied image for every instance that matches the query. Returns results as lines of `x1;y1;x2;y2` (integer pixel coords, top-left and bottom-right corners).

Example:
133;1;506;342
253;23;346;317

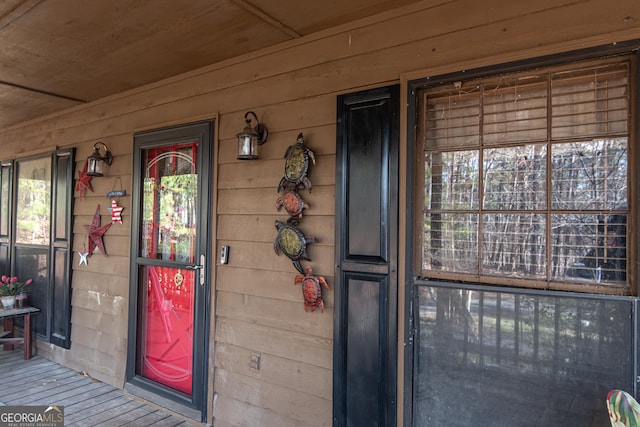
0;349;200;426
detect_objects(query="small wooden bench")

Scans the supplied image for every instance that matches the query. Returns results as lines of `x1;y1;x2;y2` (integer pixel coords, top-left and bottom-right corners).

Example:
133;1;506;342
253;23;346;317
0;307;39;360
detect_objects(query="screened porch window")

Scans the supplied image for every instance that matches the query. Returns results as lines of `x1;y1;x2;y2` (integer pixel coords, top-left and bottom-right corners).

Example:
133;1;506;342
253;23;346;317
417;56;635;294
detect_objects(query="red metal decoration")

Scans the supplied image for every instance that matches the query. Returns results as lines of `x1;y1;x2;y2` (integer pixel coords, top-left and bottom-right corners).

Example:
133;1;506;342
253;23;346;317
294;266;329;312
86;205;111;256
276;187;309;223
75;161;94;198
110;199;124;224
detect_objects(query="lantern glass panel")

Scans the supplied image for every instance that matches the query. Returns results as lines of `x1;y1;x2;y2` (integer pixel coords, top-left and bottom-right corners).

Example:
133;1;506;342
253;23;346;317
238;134;258;160
88;157;103;176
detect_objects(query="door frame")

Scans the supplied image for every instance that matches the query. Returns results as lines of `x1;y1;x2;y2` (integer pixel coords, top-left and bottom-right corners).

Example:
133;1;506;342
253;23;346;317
125;120;213;422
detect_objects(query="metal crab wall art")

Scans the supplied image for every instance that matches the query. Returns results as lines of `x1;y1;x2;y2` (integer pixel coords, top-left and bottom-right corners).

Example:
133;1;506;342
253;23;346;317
278;132;316;193
294;266;329;313
276;187;310;223
273;220;316;274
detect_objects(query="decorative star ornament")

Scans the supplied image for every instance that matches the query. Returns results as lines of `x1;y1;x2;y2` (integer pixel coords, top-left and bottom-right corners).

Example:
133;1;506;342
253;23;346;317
78;245;89;266
109;199;124;224
75;162;93;199
85;205;111;256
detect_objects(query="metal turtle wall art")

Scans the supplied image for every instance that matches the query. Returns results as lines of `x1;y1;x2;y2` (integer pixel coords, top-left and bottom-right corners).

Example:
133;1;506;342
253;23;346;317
294;266;329;312
273;220;316;274
273;132;328;311
276;187;310;223
278;132;316;193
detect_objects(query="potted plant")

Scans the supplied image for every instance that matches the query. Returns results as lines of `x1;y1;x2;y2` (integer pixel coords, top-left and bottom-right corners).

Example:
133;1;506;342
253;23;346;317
0;275;32;309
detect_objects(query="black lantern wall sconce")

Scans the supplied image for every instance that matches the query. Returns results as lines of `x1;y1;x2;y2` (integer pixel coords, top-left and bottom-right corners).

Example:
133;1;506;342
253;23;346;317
86;142;113;177
236;111;268;160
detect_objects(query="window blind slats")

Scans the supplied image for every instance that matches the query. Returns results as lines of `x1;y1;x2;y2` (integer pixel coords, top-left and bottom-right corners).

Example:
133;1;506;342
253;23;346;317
419;56;633;292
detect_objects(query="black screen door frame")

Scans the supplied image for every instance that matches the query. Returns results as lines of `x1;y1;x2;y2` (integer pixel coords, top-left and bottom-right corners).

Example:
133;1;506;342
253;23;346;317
126;120;213;422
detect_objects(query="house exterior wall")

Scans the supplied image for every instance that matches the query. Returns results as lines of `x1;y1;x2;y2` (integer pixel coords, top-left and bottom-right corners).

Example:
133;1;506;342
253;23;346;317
0;0;638;425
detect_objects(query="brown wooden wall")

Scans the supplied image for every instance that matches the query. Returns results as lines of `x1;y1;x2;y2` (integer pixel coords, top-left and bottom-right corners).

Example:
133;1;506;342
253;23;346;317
0;0;638;425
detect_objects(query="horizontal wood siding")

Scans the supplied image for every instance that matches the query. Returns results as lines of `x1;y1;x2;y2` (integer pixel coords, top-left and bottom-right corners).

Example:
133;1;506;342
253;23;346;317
1;0;639;425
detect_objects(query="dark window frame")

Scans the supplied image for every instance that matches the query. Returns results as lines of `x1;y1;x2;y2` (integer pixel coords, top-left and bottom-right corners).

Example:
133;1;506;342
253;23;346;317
411;49;638;296
404;40;640;426
0;149;75;348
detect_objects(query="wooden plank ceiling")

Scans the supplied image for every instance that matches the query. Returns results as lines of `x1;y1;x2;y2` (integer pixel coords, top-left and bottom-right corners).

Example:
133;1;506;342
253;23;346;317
0;0;421;129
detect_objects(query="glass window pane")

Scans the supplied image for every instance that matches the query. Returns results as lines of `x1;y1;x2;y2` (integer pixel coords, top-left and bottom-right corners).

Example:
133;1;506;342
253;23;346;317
417;57;632;291
16;157;51;245
483;79;548;145
481;213;546;280
483;145;547;210
423;213;478;273
424;92;481;150
552;63;629;139
141;144;198;262
551;139;627;210
552;213;626;284
425;151;479;210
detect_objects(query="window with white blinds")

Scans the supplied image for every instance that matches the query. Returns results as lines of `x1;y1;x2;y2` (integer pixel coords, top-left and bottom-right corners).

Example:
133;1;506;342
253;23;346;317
417;56;635;294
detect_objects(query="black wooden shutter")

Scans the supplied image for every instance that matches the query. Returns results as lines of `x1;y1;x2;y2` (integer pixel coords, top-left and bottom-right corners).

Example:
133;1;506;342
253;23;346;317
333;85;399;427
50;148;75;348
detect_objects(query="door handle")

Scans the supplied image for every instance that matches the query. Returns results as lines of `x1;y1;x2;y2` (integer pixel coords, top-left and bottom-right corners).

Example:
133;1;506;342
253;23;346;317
186;254;206;286
199;254;205;286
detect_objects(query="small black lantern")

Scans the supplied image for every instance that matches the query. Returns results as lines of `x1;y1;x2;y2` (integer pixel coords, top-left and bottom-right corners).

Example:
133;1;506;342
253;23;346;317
86;142;113;176
236;111;268;160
